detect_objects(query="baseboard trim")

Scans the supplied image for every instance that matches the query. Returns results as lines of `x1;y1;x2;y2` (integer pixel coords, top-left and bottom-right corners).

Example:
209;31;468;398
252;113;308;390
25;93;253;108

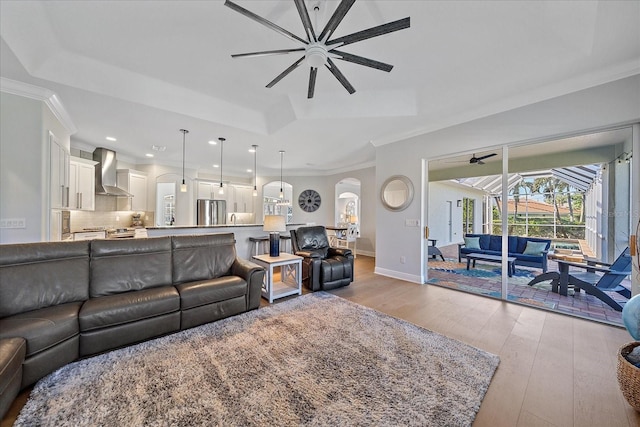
355;250;375;258
374;267;422;284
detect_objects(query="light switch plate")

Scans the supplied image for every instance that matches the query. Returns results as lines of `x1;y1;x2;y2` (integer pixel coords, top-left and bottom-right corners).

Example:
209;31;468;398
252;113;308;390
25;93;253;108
0;218;26;228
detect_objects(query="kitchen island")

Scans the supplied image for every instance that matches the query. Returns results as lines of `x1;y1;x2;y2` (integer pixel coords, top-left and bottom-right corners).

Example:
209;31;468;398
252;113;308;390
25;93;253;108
146;224;304;260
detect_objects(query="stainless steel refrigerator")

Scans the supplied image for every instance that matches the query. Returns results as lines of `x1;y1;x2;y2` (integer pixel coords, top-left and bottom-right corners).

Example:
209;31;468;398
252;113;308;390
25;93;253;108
196;199;226;225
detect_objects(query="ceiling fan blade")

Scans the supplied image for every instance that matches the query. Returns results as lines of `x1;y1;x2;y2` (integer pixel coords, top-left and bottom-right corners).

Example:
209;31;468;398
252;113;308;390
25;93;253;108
308;67;318;99
318;0;356;42
224;0;308;46
477;160;485;165
331;50;393;72
328;17;410;48
476;153;497;161
266;56;305;88
232;48;305;59
294;0;317;42
325;58;355;94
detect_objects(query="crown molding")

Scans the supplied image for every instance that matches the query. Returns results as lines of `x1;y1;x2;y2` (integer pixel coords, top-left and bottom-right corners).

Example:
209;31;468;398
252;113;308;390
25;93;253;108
0;77;77;135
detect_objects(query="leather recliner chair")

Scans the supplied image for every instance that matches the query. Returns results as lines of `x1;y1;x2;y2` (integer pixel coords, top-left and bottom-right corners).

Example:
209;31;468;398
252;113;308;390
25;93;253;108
290;226;354;291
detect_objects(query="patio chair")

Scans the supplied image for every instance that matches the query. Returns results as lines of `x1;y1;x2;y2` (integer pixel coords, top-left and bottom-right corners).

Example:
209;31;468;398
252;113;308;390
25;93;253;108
527;247;632;311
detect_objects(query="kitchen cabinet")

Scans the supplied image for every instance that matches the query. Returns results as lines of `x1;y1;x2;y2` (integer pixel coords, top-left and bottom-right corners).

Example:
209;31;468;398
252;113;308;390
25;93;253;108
197;181;227;202
50;132;69;209
230;185;254;213
116;169;147;211
69;157;96;211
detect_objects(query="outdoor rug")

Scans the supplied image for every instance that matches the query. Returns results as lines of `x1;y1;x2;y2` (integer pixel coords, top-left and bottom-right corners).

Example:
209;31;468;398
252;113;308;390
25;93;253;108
15;292;500;427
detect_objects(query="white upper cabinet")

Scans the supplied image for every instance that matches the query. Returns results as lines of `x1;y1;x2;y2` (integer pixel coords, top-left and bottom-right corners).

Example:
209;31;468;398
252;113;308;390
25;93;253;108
116;169;148;211
231;185;254;213
69;157;96;211
50;132;69;209
197;181;227;202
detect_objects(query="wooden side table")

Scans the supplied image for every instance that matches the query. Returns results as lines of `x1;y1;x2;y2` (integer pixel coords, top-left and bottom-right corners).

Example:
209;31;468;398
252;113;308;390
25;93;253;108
252;253;302;303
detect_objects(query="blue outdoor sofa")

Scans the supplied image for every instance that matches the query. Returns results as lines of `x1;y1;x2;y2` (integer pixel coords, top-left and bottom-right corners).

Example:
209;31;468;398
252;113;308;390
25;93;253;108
458;234;552;272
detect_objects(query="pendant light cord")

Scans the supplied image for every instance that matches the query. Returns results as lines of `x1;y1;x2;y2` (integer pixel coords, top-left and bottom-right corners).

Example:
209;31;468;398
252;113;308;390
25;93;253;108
279;150;284;196
180;129;188;186
219;137;225;187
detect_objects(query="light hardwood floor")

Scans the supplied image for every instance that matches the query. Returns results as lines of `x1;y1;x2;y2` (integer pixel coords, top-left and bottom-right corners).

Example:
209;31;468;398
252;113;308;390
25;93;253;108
3;256;638;426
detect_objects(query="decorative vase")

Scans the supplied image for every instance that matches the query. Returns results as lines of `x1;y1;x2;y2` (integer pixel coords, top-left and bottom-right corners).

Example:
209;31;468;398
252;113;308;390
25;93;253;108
617;342;640;412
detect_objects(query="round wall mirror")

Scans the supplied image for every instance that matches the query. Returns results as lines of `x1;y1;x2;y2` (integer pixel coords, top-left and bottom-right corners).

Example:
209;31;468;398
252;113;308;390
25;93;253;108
380;175;414;211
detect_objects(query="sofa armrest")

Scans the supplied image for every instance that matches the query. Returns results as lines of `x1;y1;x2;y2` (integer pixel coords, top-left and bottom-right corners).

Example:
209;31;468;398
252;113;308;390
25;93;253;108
232;258;265;311
295;250;321;258
329;247;352;258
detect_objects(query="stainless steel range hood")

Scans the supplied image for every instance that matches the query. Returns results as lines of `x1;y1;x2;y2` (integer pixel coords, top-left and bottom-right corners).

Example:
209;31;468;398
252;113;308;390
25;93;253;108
93;148;133;197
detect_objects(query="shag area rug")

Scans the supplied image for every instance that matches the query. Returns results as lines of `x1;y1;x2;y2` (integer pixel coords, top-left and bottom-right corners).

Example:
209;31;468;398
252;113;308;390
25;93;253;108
16;293;499;427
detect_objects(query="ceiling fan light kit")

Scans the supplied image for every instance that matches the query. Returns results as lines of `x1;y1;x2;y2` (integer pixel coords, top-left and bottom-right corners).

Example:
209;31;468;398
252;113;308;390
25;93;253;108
224;0;410;98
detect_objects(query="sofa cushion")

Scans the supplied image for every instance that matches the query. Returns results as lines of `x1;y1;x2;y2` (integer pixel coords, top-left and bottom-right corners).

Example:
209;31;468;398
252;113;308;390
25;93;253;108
0;241;90;318
172;234;236;285
508;236;518;253
488;235;502;251
463;236;481;250
176;276;247;310
90;237;172;297
516;237;529;254
79;286;179;332
0;302;81;357
523;241;548;256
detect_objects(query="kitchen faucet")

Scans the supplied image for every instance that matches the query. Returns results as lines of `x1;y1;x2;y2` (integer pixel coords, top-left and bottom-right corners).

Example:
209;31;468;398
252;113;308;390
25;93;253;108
230;213;236;225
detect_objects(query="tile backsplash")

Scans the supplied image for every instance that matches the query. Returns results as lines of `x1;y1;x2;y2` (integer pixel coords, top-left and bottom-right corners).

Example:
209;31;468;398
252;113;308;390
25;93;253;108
70;210;153;231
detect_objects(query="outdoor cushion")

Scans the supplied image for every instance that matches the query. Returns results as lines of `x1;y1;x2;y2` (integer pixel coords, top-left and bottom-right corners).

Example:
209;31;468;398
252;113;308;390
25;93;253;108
523;241;548;256
508;236;518;253
489;235;502;251
464;236;481;250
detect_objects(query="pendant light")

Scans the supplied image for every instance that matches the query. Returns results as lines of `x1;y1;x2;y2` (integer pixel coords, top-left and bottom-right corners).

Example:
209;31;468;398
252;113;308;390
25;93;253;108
218;137;225;195
279;150;285;199
252;145;258;197
179;129;189;192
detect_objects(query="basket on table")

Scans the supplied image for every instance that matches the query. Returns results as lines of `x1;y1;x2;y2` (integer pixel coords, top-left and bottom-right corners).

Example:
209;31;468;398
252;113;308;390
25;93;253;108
617;342;640;411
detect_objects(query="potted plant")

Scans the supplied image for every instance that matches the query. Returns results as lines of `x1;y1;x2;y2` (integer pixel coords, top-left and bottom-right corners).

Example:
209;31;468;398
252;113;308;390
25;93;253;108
618;294;640;411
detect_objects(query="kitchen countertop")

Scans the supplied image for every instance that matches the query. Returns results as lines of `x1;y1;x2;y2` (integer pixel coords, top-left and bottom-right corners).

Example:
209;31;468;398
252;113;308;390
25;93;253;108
146;223;304;230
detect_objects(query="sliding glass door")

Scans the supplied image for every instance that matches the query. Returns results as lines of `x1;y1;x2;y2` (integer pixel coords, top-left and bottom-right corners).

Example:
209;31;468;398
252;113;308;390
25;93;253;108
426;126;633;326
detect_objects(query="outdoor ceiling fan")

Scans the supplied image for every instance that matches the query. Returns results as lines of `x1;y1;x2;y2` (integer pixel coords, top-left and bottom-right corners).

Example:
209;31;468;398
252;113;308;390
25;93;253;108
469;153;497;165
224;0;410;98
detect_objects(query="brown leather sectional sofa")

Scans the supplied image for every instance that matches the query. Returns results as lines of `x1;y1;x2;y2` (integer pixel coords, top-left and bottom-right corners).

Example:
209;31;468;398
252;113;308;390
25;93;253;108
0;233;265;418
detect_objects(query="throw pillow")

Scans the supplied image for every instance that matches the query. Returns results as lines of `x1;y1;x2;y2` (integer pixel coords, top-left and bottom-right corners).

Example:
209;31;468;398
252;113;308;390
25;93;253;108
464;236;481;250
523;241;547;256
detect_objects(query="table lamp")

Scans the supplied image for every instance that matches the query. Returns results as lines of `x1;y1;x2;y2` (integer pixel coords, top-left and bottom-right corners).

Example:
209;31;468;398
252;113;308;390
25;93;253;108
263;215;286;257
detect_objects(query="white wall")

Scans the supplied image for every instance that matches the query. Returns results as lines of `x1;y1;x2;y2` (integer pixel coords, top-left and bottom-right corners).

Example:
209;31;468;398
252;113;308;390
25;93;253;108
428;181;486;246
375;75;640;284
0;91;70;243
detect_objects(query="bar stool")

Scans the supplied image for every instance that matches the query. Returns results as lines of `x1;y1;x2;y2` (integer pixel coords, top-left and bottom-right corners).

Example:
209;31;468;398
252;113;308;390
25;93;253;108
280;234;291;253
249;236;270;256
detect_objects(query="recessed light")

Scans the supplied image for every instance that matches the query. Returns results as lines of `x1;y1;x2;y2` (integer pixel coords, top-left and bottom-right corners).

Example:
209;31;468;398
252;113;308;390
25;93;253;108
145;153;154;158
213;164;219;168
246;169;252;173
106;136;117;142
248;148;256;153
209;140;217;145
152;145;166;151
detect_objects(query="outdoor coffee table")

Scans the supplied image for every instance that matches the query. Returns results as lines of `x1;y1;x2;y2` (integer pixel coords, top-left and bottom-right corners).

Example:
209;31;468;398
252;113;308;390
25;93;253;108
466;253;517;277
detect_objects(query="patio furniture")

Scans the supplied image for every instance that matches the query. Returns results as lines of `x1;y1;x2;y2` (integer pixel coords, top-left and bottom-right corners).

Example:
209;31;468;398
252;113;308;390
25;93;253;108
428;239;445;261
466;253;517;277
458;234;551;272
527;247;631;310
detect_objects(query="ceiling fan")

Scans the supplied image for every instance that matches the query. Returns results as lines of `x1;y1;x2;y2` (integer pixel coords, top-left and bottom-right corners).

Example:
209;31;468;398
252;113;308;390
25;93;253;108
469;153;497;165
224;0;410;98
